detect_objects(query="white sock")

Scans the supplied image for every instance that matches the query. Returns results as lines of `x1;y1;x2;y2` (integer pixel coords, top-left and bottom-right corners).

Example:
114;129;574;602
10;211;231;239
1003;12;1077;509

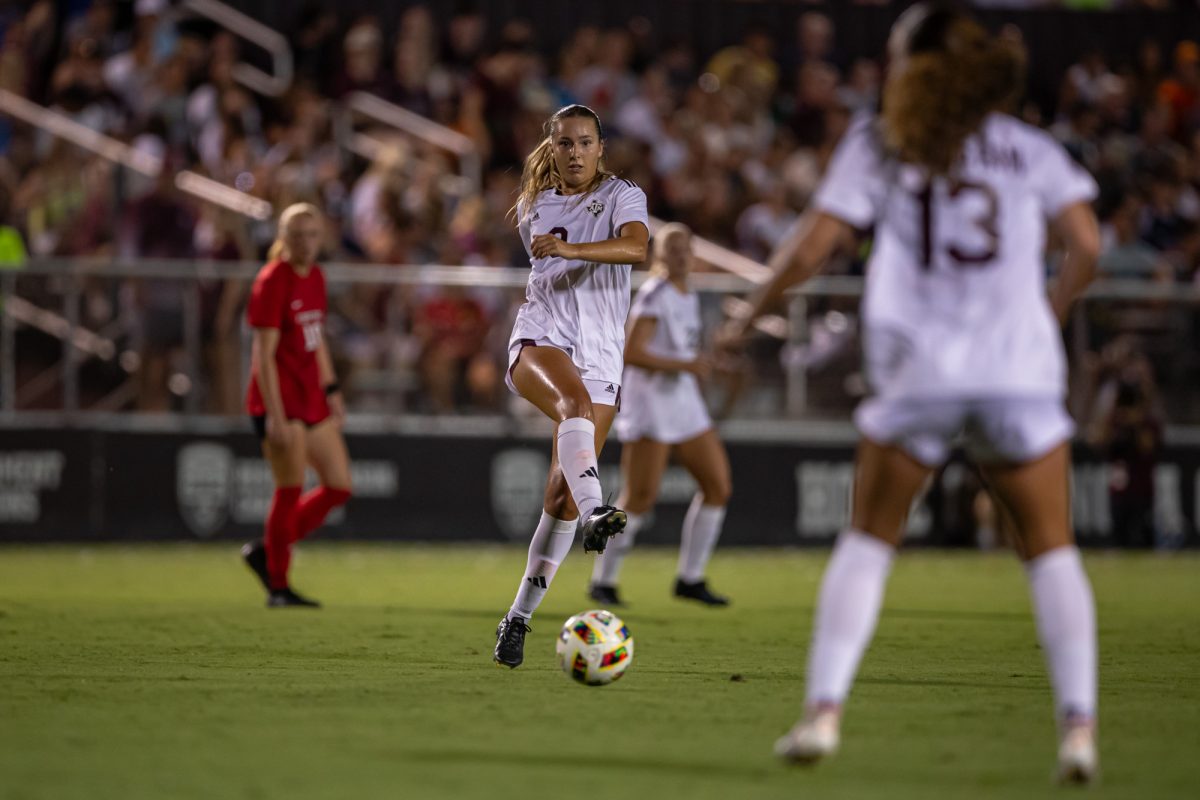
1025;546;1098;722
508;511;576;621
591;511;645;586
677;495;726;583
557;417;603;522
805;529;895;707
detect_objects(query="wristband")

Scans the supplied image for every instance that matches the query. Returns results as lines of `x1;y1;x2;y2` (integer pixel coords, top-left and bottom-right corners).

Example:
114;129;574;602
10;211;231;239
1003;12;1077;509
324;382;341;396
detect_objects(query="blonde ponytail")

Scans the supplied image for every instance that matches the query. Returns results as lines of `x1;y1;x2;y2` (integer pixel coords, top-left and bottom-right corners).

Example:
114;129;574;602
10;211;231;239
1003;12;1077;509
268;202;323;262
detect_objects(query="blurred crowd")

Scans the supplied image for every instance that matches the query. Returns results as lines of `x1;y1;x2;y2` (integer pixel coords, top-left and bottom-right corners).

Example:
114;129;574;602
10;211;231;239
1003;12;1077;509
0;0;1198;424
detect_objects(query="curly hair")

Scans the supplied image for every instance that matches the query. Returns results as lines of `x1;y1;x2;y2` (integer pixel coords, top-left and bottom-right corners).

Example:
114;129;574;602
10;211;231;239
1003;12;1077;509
882;11;1025;174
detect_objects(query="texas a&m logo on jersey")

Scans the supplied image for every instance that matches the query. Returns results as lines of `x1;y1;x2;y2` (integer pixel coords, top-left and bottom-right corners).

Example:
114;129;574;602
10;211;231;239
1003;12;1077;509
585;199;605;217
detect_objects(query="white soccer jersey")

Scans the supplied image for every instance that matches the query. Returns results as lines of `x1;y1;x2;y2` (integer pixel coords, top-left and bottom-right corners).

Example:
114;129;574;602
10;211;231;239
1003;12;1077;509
507;176;649;389
616;276;713;444
813;112;1098;400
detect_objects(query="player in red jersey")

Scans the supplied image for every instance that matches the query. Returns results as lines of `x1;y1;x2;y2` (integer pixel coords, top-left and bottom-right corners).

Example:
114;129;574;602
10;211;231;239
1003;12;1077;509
241;203;352;608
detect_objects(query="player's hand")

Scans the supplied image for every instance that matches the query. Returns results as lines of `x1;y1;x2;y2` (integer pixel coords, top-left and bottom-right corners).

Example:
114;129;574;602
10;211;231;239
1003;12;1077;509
686;356;713;382
327;391;346;429
714;319;752;355
266;414;293;448
531;234;578;260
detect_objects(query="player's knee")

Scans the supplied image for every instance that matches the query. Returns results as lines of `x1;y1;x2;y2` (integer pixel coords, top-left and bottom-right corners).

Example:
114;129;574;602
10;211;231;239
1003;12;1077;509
622;489;656;515
555;393;594;423
701;477;732;507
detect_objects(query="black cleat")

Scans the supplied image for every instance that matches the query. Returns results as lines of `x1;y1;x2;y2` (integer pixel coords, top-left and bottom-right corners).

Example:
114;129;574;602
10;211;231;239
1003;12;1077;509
588;583;624;606
580;505;628;554
494;615;530;668
242;540;270;591
673;578;730;607
267;587;321;608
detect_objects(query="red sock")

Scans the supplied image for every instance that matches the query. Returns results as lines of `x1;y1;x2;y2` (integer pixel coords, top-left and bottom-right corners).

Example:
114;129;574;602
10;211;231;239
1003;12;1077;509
265;486;302;590
292;487;352;543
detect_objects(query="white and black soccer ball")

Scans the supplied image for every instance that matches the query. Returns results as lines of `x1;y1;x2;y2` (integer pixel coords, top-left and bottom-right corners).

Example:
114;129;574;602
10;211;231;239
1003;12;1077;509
556;609;634;686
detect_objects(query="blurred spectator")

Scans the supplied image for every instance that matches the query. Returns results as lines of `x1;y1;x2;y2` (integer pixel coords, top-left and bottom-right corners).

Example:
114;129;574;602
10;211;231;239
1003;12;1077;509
1086;338;1163;549
1157;41;1200;141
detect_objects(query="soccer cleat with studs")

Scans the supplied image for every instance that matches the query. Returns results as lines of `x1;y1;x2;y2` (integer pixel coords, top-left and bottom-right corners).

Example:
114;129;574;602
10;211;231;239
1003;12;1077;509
588;583;624;607
1056;715;1099;785
580;505;627;554
267;587;321;608
775;705;841;764
241;540;271;592
673;578;730;606
494;614;530;668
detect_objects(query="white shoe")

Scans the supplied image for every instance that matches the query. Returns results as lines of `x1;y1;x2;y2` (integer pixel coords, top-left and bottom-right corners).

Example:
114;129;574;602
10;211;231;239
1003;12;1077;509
1056;723;1098;785
774;708;841;764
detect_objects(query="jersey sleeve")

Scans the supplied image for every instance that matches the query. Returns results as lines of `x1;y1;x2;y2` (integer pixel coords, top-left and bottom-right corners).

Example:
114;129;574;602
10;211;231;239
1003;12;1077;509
246;268;285;329
812;114;885;229
611;179;649;235
629;278;666;320
516;199;534;258
1029;135;1098;218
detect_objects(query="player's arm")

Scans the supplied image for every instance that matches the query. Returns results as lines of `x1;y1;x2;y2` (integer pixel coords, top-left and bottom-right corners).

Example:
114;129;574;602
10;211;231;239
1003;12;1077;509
1047;200;1101;326
624;316;707;377
720;211;850;345
315;331;345;426
529;221;649;264
251;327;289;442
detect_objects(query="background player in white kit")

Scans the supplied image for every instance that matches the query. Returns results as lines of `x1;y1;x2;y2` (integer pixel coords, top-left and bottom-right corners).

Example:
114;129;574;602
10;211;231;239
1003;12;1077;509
493;104;649;669
721;3;1103;783
590;223;733;608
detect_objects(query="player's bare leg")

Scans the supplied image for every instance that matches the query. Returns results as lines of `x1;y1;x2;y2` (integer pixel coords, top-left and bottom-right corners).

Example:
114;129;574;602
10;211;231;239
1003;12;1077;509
590;438;669;605
776;439;932;764
671;429;733;606
981;444;1098;784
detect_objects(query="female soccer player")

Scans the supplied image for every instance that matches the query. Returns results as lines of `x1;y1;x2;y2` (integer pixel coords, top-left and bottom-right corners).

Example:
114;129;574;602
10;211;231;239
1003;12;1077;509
241;203;352;608
590;223;732;608
721;4;1102;782
493;104;649;668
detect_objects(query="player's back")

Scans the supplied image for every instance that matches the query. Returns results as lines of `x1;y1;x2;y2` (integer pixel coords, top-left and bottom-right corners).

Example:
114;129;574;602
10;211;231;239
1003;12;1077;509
815;113;1097;399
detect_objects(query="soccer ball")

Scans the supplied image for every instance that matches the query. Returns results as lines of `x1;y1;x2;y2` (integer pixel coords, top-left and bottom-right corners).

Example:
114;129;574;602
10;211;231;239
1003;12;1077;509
556;609;634;686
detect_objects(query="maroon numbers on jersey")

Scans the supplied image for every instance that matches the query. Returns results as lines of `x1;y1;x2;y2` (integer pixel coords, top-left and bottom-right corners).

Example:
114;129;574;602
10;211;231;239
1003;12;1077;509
549;227;569;242
914;179;1000;270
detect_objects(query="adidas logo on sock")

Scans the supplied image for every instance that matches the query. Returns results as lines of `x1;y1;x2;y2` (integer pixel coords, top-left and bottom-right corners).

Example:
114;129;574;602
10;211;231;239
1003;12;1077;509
526;575;547;589
579;466;599;480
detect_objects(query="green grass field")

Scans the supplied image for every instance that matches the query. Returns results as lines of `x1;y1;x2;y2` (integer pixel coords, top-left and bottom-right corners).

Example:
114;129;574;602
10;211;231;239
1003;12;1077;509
0;545;1197;800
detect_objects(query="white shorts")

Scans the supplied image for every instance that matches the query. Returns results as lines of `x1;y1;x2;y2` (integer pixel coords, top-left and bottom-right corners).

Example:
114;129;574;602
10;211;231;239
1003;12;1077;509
615;370;712;444
854;395;1075;468
506;338;622;407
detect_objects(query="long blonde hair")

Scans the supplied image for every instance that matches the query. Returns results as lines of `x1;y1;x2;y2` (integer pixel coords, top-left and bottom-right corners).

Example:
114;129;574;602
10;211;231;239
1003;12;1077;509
882;5;1024;174
649;222;692;278
513;104;612;222
267;202;323;262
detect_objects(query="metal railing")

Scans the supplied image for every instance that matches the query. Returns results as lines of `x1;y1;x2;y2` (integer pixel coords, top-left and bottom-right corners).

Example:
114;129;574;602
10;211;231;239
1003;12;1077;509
337;91;483;195
5;258;1200;427
180;0;293;97
0;91;273;221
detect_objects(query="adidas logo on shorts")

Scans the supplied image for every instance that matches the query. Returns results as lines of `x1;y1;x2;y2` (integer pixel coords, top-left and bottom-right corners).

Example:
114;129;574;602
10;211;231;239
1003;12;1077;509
605;384;615;393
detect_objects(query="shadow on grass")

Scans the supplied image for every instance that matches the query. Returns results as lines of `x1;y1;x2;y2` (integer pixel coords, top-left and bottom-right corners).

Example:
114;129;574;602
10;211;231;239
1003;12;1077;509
858;676;1043;691
402;748;770;779
883;608;1029;623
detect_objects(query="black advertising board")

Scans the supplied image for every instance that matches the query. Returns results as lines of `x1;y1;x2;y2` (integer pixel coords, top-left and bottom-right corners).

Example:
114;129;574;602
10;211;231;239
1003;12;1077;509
0;427;1195;548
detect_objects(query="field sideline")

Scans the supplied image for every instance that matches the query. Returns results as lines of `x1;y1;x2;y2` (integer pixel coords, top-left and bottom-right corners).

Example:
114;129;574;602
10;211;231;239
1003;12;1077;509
1;544;1197;800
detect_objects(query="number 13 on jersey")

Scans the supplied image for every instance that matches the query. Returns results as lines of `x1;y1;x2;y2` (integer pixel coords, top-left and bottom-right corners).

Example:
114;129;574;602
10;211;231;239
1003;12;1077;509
913;178;1000;270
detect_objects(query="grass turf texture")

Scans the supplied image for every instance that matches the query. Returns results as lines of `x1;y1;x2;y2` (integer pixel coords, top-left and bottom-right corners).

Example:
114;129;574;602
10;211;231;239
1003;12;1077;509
0;545;1197;800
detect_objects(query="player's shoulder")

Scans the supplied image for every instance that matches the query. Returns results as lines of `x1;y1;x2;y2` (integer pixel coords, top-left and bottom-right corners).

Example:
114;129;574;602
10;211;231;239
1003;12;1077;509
255;259;289;286
601;174;646;201
981;113;1065;161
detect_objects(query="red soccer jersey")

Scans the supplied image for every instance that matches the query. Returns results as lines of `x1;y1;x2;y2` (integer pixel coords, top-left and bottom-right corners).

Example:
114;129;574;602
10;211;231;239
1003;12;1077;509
245;260;330;424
